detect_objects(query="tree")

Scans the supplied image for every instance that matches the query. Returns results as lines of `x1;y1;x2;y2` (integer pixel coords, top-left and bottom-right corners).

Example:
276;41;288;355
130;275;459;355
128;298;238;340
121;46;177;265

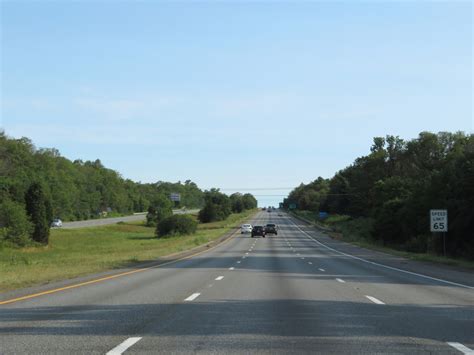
146;195;173;226
230;193;244;213
198;189;231;223
24;182;51;244
198;202;219;223
242;193;258;210
0;198;33;246
285;132;474;259
146;206;157;227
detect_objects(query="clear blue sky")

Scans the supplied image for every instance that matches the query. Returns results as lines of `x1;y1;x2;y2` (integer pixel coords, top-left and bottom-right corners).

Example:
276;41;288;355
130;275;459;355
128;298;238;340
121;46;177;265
1;1;472;207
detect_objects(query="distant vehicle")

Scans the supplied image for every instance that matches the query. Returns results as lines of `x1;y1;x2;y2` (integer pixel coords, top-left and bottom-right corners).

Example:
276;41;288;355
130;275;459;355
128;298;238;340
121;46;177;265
51;218;62;227
265;223;277;235
241;224;252;234
251;226;266;238
278;213;283;216
267;209;272;212
261;207;266;211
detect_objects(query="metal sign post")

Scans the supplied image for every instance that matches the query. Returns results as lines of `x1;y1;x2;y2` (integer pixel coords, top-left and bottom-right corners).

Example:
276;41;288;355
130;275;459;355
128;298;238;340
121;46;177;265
430;209;448;256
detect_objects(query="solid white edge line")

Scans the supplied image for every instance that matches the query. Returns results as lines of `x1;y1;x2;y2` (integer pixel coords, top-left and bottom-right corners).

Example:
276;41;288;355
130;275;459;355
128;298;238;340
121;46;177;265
447;342;474;354
365;295;385;305
336;278;346;283
288;218;474;290
215;276;224;281
184;293;201;301
106;337;142;355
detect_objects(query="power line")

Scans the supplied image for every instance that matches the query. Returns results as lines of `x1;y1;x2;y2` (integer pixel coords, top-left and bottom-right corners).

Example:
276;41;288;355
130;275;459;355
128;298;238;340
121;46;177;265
218;187;294;191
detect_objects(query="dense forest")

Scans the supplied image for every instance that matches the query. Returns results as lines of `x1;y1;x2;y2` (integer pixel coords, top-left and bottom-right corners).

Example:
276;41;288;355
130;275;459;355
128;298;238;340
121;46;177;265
0;131;205;222
283;132;474;260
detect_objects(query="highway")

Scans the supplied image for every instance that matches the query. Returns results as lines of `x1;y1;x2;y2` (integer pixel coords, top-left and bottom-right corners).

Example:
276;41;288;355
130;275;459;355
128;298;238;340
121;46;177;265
1;211;473;354
59;209;200;229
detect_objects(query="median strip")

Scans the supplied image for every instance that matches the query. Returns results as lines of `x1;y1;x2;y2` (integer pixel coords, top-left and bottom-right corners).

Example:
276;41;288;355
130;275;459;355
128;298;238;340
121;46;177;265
0;210;259;305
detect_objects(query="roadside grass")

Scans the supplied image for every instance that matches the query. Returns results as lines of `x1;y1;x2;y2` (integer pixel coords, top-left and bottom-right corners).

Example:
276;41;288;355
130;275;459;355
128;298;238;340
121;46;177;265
291;210;474;270
0;209;257;292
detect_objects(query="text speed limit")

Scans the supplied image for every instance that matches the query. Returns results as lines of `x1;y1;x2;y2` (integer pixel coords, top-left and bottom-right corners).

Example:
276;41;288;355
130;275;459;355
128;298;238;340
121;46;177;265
430;209;448;232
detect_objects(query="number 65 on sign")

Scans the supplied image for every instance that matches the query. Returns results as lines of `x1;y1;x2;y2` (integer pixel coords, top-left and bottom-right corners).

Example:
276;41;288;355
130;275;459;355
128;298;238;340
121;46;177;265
430;209;448;232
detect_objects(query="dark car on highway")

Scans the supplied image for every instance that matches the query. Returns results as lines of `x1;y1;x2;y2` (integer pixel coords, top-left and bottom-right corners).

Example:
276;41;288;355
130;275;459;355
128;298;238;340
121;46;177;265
251;226;266;238
265;223;277;235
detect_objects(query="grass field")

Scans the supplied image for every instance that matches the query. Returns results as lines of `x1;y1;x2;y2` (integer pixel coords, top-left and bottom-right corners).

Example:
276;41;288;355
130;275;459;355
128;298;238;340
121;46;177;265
0;209;257;292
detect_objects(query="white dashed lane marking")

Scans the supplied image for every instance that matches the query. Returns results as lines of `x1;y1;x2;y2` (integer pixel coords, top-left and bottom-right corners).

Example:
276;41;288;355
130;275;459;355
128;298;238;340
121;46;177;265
365;295;385;305
215;276;224;281
319;268;325;272
336;278;346;283
447;342;474;354
229;267;235;270
184;293;201;301
106;337;142;355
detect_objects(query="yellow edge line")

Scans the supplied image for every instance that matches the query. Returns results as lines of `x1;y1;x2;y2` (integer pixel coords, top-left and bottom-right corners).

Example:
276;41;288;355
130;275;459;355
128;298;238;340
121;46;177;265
0;227;240;306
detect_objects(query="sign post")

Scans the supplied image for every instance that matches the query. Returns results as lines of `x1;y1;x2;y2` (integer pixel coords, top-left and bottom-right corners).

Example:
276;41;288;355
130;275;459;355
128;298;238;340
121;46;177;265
430;209;448;256
170;193;181;208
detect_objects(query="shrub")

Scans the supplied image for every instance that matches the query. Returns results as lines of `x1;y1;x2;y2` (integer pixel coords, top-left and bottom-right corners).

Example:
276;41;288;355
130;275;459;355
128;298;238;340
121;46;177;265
404;234;428;253
156;214;198;237
0;199;33;246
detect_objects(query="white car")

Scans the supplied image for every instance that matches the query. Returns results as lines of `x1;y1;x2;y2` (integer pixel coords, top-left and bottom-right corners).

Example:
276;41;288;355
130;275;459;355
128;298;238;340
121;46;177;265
51;218;63;227
241;224;252;234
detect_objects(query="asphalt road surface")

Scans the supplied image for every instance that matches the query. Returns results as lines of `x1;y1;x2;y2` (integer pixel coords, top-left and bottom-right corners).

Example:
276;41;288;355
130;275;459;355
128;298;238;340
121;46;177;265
1;211;473;354
60;209;200;229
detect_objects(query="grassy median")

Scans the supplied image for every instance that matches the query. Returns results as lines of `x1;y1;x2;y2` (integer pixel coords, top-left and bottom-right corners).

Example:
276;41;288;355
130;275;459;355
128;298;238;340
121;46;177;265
0;209;257;292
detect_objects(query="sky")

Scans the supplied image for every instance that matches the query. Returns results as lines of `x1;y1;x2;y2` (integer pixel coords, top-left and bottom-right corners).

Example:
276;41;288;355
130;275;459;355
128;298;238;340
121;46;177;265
1;1;472;207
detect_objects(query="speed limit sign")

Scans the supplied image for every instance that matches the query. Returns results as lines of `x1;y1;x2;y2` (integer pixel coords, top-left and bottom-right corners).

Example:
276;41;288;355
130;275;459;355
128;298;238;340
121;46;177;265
430;210;448;232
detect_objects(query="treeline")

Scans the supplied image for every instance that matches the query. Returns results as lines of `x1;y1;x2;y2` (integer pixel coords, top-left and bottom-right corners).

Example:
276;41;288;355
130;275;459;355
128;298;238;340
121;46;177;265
283;132;474;260
0;132;204;222
150;189;257;238
198;189;257;223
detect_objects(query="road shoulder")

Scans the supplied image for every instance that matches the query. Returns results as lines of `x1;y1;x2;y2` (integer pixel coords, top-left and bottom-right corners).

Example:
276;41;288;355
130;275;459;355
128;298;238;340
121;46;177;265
289;214;474;289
